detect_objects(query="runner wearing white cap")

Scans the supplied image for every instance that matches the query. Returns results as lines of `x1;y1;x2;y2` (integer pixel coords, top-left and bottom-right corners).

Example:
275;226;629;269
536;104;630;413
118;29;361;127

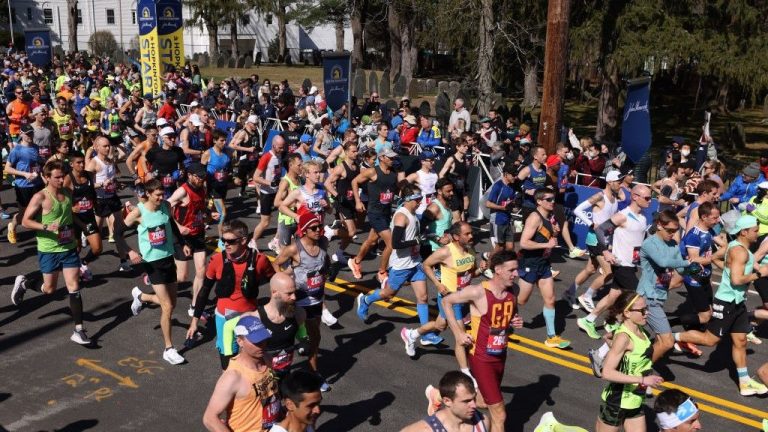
229;114;262;197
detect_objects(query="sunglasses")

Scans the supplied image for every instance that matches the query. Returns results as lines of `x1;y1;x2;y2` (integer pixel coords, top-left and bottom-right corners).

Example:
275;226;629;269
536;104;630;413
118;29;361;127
540;197;555;202
634;194;652;201
661;226;678;234
305;225;322;232
629;307;648;314
222;237;243;245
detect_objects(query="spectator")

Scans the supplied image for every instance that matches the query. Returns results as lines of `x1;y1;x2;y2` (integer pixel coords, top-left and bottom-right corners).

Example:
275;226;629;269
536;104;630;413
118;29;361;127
478;117;498;150
417;116;441;149
400;115;419;151
571;136;606;187
448;98;471;135
721;162;765;206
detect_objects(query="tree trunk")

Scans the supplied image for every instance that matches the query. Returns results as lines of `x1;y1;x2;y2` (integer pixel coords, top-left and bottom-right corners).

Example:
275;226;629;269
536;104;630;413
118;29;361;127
523;62;538;108
335;19;344;52
716;79;729;113
229;18;239;59
277;5;287;63
400;19;415;81
387;4;401;75
67;0;78;53
538;0;570;153
207;23;220;56
350;0;365;68
596;60;620;143
476;0;494;116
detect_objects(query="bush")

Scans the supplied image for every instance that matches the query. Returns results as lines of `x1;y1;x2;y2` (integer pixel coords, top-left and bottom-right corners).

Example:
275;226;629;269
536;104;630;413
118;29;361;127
88;31;118;57
267;36;279;63
0;31;24;48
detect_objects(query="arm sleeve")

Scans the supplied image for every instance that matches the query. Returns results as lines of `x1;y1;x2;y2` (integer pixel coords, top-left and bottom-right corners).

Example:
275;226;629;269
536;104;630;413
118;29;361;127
193;277;216;319
595;219;617;250
392;225;419;249
574;199;593;226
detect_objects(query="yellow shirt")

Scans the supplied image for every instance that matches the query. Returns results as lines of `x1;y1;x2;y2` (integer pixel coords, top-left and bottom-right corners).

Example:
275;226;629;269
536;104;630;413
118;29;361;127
440;242;475;293
51;108;74;139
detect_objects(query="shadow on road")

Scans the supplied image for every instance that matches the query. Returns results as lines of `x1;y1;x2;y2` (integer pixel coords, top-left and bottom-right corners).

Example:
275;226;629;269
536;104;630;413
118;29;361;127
318;391;395;431
503;373;560;432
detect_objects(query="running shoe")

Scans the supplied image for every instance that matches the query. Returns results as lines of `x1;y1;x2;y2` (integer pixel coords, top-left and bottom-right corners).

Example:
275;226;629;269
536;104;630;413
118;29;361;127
762;419;768;432
551;269;561;279
577;317;601;340
483;269;493;279
482;252;491;261
267;237;280;254
588;348;604;378
425;385;442;416
328;256;341;282
420;333;444;346
187;304;195;318
248;238;257;250
319;376;331;392
568;247;586;259
675;341;703;356
577;295;595;313
321;308;338;326
562;291;579;310
401;327;416;357
108;234;115;243
118;260;133;272
355;293;369;321
70;328;91;345
747;331;763;345
544;335;571;349
79;264;93;282
534;412;557;432
323;225;336;241
740;378;768;396
11;275;26;306
130;287;144;316
7;224;17;244
347;258;362;279
0;211;10;220
162;347;186;365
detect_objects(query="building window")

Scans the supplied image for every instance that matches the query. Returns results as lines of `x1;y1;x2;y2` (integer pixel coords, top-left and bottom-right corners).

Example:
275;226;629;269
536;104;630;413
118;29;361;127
106;9;115;25
43;8;53;25
26;8;32;21
77;9;83;25
131;10;136;24
241;15;250;26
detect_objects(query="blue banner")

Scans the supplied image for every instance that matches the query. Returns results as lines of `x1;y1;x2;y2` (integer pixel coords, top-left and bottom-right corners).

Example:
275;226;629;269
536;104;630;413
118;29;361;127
322;53;351;115
25;29;52;67
621;77;652;164
563;184;658;249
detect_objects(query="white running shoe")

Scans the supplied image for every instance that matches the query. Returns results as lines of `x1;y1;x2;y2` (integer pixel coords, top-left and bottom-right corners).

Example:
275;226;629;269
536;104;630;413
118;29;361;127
267;237;281;254
11;275;27;306
248;238;258;250
401;327;416;357
130;287;144;316
70;328;91;345
321;308;338;326
578;295;595;313
162;347;186;365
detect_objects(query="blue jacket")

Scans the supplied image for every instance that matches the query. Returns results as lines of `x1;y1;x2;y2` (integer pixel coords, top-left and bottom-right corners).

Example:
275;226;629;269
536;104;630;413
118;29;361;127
721;174;765;204
417;126;441;148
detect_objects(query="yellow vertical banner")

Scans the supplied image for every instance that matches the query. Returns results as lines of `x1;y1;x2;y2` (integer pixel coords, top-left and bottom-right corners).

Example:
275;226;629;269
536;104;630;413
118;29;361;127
138;0;162;96
156;0;185;73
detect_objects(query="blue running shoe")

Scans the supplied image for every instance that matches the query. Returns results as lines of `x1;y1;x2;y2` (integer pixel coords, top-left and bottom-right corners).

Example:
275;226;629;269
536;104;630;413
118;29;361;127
420;333;444;346
356;293;369;321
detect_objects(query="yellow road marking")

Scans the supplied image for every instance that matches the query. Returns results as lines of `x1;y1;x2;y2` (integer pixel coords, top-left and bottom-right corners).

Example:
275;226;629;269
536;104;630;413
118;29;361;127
75;358;139;389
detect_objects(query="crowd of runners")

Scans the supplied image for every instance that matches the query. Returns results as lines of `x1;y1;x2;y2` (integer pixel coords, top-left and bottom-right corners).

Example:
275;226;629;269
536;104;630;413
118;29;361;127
3;50;768;431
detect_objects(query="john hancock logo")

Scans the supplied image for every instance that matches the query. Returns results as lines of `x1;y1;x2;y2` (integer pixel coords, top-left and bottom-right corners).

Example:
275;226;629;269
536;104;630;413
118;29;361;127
331;65;343;80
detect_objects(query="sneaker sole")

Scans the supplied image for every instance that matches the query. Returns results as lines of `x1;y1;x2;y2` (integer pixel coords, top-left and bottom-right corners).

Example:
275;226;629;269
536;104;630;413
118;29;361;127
588;350;602;377
70;335;91;345
740;388;768;396
545;340;571;349
401;328;415;356
11;275;25;306
577;320;601;340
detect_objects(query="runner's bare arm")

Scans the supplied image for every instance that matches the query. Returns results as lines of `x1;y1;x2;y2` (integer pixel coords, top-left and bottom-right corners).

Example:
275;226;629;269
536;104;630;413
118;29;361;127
351;167;375;208
202;370;241;432
443;284;484;345
422;247;451;294
323;165;343;198
272;244;298;274
277;189;302;221
20;192;45;231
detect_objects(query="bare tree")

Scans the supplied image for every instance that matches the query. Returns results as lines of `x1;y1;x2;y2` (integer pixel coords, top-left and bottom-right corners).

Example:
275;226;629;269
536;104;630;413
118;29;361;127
67;0;78;53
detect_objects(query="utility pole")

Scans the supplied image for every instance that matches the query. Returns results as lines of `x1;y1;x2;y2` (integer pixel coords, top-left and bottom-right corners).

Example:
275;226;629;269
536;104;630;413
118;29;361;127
538;0;570;154
7;0;14;45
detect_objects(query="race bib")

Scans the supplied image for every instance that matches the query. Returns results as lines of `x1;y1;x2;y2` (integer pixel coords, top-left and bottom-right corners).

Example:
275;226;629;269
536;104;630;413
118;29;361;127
29;163;40;173
379;190;393;205
424;194;434;206
247;150;258;161
632;246;641;266
60;124;71;134
104;181;117;194
486;327;507;356
77;197;93;212
213;170;228;182
271;349;294;372
346;189;354;200
57;224;74;245
162;175;175;188
148;225;167;247
261;394;282;430
20;117;28;126
457;271;472;290
306;271;325;298
110;123;120;132
38;146;51;160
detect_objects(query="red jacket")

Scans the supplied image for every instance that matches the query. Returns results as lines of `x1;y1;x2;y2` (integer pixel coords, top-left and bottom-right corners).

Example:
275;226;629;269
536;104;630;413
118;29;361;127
400;125;418;145
573;153;606;187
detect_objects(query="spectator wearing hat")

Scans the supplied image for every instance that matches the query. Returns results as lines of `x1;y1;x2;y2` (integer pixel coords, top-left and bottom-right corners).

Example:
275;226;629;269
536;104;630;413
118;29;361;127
478;117;498;149
417;116;441;149
282;116;304;154
400;115;419;152
296;134;314;162
721;162;765;206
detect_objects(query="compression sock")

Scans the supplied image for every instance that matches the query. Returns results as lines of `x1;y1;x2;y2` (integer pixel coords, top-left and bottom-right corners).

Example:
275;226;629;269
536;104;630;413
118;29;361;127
25;274;43;292
364;290;382;305
69;291;84;326
543;307;556;337
82;249;98;265
597;343;610;358
416;303;430;326
737;367;750;384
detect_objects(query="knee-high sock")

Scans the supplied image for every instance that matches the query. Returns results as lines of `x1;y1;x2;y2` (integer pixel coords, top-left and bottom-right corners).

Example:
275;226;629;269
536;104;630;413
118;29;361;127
543;307;556;337
69;291;84;326
416;303;429;326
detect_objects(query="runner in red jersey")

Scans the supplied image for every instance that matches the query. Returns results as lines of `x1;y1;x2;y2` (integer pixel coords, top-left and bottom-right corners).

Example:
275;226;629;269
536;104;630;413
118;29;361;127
443;250;522;432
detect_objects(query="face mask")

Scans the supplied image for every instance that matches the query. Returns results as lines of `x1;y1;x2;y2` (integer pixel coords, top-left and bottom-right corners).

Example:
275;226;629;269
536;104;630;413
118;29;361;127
681;149;690;157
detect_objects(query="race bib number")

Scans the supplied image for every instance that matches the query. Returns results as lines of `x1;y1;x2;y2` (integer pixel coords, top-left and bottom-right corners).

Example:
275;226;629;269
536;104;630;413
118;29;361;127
57;224;74;245
104;181;117;194
486;327;507;356
110;123;120;132
632;246;641;266
38;146;51;160
261;394;282;430
346;189;354;200
148;225;167;247
162;175;175;188
77;197;93;212
306;271;325;298
271;349;294;372
213;170;228;182
60;124;71;134
457;271;472;290
380;190;393;205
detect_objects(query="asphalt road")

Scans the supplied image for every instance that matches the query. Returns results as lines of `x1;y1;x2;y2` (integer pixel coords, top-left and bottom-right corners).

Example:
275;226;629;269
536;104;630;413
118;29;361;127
1;183;767;432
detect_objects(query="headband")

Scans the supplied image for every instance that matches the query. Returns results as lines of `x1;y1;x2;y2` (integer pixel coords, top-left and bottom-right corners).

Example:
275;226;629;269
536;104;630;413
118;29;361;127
657;398;698;429
624;294;640;312
404;193;422;202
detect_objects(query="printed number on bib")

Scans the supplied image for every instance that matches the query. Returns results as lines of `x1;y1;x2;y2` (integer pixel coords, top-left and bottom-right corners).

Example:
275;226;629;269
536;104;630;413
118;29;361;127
60;124;71;134
260;394;282;430
655;270;672;290
162;175;174;188
306;271;325;298
213;170;228;182
380;190;393;205
457;271;472;290
346;189;354;200
78;197;93;212
271;350;294;372
632;246;641;266
148;225;167;247
486;327;508;356
57;224;74;245
104;181;117;194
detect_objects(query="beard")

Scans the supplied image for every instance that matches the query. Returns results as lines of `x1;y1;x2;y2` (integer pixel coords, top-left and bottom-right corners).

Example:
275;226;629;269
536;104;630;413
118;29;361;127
275;298;295;315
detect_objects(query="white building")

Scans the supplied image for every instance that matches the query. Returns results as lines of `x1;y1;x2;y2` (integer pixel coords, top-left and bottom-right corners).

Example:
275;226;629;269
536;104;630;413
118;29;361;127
5;0;351;61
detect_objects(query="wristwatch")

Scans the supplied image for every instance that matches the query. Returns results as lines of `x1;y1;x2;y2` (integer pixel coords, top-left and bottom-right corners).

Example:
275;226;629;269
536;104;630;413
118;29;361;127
42;224;48;231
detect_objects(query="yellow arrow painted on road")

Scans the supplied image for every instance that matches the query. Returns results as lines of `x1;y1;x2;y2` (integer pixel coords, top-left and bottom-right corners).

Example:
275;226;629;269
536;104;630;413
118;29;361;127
76;358;139;389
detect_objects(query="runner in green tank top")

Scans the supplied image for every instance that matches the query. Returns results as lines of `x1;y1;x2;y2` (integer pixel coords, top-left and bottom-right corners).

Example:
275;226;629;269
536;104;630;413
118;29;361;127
423;178;456;252
672;215;768;397
274;154;303;252
11;160;90;345
119;178;192;365
597;291;663;432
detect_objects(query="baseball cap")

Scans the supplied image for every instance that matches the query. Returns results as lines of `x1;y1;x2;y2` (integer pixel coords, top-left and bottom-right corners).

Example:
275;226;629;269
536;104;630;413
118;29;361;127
300;133;313;143
479;117;491;123
187;162;207;178
380;149;399;159
189;101;199;107
234;316;272;344
246;115;259;124
403;115;417;125
143;93;154;100
32;106;47;116
19;124;34;136
189;114;203;127
159;126;176;137
156;118;169;127
545;155;561;168
298;212;321;233
419;151;436;161
605;170;622;183
309;85;318;95
729;214;758;235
